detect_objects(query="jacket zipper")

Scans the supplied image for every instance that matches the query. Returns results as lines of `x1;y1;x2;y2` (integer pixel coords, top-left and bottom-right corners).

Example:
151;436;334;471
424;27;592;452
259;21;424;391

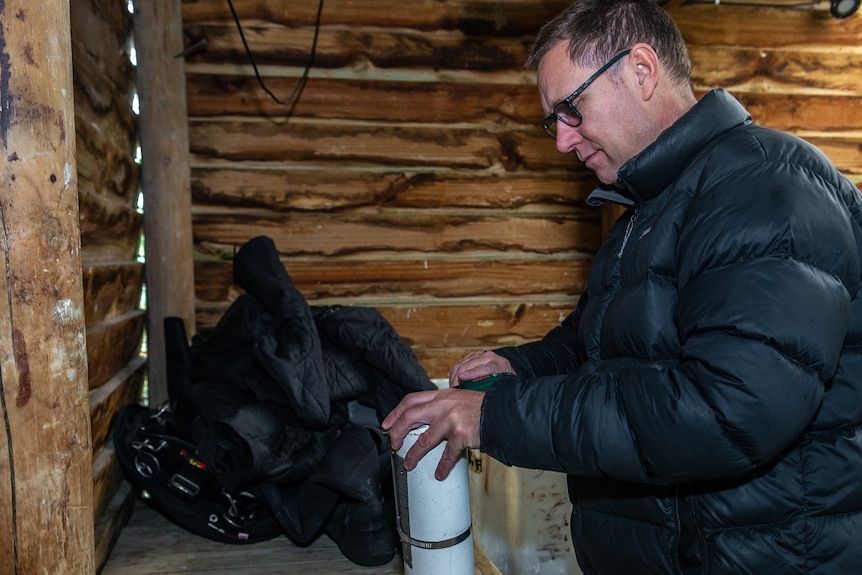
617;209;639;260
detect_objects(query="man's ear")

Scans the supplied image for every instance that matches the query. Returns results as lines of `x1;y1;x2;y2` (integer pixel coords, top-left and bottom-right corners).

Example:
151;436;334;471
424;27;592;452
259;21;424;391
628;43;659;100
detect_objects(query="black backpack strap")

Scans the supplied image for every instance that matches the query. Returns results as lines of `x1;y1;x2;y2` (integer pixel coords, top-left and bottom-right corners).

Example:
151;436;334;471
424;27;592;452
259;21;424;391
164;317;203;439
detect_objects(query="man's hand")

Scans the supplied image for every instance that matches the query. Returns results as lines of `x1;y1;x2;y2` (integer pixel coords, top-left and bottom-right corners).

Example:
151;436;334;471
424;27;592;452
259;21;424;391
382;387;485;480
448;350;514;387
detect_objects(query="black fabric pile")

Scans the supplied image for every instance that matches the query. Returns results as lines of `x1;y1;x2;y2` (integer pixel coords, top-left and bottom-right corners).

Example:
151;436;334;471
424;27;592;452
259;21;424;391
164;235;435;565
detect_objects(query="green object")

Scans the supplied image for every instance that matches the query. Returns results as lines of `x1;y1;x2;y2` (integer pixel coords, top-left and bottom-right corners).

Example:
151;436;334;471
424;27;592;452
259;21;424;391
456;372;512;391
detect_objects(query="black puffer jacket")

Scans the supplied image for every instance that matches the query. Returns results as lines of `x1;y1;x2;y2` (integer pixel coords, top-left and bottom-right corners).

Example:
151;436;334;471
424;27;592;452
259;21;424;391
179;236;434;547
481;90;862;574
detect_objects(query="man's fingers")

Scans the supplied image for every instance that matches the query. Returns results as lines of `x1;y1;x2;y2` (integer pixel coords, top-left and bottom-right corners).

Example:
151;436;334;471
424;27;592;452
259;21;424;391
449;351;514;386
385;387;481;477
382;390;437;451
434;440;465;480
381;391;419;430
403;420;446;471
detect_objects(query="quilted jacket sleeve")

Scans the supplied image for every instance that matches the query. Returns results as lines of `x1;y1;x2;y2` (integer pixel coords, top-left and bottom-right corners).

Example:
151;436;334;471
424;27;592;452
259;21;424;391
495;298;585;379
479;128;862;485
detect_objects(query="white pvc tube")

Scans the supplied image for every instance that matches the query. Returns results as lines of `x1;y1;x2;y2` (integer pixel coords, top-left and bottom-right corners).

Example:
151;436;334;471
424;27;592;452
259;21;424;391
392;425;474;575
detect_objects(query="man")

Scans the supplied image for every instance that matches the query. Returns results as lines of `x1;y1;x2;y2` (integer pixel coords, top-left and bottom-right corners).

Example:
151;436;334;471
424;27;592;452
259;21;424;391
383;0;862;573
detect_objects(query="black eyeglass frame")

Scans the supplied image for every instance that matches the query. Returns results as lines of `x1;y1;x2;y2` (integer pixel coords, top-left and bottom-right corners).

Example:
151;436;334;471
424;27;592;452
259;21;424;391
542;49;632;138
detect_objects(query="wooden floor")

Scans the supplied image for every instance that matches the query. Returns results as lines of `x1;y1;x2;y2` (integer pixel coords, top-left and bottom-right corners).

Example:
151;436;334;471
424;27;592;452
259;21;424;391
101;500;500;575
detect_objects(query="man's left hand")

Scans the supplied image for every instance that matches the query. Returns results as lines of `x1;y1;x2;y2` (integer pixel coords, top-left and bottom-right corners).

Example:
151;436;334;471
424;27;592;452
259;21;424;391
382;387;485;480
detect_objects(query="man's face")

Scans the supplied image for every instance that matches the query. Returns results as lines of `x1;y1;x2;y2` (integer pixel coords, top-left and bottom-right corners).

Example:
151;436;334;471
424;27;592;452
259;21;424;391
537;42;643;186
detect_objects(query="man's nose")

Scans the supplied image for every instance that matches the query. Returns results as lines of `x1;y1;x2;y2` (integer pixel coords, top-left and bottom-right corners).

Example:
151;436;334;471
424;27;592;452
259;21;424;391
554;123;582;154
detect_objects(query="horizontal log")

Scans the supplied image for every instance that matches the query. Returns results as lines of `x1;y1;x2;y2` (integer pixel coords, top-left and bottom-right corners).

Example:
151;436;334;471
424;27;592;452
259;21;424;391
147;4;812;54
383;301;574;379
94;480;135;573
86;311;145;390
673;0;829;5
80;243;141;266
186;98;857;177
188;118;558;170
189;117;856;180
386;301;575;349
182;0;572;36
197;300;574;349
184;78;859;174
186;75;543;125
92;444;124;523
191;210;602;257
183;41;860;109
184;23;532;71
82;261;143;326
73;51;138;154
190;166;597;211
196;300;576;379
512;126;861;174
79;190;142;263
185;74;860;139
734;92;862;132
89;355;146;455
414;349;491;380
672;4;862;48
70;0;134;90
188;119;585;174
187;68;854;131
76;115;140;204
690;45;862;95
797;135;862;176
194;254;591;302
508;130;588;171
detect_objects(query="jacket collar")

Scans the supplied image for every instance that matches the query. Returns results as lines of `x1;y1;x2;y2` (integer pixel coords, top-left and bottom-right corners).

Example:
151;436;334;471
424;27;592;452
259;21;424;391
588;89;752;208
587;186;636;207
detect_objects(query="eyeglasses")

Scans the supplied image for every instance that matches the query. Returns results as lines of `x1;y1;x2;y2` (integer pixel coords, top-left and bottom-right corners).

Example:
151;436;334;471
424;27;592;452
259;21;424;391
542;49;631;138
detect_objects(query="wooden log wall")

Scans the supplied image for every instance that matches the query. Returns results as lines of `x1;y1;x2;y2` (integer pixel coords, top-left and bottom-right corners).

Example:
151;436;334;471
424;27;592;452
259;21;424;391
182;0;594;379
51;0;858;570
71;0;146;569
182;0;861;380
674;2;861;184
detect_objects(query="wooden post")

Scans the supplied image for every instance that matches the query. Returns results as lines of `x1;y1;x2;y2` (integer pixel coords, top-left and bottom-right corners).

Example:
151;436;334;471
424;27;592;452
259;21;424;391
0;0;95;573
133;0;196;406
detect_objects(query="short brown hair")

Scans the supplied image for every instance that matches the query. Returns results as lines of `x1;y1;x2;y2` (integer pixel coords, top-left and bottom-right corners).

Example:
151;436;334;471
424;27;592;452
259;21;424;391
526;0;691;87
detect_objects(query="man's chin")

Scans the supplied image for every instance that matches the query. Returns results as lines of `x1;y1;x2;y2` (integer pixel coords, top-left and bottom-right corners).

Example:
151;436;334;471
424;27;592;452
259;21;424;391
594;171;619;186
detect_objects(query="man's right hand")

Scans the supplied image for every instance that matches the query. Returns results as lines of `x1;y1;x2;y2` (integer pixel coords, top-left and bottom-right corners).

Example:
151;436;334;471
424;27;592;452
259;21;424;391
448;350;514;388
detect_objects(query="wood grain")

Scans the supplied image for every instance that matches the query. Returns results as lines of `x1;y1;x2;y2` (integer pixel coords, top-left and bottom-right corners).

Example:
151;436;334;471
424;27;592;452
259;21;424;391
102;501;501;574
86;310;146;390
181;0;862;387
0;1;94;572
